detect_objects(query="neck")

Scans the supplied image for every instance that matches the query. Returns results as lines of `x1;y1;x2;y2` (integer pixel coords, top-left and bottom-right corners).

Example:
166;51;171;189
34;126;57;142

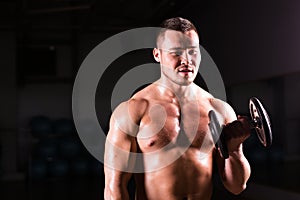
155;78;196;99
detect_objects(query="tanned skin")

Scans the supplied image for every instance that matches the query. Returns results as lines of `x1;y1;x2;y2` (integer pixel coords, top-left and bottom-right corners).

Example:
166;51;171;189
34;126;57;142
104;29;251;200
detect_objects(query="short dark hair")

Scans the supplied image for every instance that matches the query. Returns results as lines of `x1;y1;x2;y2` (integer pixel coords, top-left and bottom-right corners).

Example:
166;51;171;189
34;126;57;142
160;17;198;33
156;17;198;46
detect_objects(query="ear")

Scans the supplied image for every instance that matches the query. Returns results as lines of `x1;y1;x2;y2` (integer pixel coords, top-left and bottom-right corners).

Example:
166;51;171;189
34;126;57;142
153;48;161;62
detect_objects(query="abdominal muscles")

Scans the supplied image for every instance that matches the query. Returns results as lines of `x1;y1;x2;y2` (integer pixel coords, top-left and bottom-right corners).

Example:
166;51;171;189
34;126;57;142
135;148;214;200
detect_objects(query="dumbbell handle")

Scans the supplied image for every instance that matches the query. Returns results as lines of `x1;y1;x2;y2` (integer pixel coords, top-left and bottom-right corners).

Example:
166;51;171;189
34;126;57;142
248;117;262;130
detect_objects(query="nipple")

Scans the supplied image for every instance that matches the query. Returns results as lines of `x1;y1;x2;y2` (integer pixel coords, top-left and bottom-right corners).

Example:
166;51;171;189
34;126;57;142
147;140;155;147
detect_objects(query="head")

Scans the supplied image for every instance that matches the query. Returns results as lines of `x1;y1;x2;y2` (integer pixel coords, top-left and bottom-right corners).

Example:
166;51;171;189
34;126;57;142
153;17;201;86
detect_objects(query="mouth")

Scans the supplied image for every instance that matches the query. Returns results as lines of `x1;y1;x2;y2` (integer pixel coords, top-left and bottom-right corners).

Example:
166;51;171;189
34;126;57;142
177;67;194;76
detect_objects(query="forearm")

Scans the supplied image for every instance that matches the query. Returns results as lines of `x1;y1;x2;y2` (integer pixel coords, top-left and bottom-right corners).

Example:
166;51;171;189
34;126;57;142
221;147;251;194
105;184;130;200
104;166;132;200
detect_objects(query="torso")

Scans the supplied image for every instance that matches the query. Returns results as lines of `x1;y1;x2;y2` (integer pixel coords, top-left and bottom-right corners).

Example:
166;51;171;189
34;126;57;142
132;82;226;200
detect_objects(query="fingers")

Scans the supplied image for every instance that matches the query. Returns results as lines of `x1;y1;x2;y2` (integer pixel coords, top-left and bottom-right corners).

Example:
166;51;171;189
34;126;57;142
221;118;251;152
222;116;251;141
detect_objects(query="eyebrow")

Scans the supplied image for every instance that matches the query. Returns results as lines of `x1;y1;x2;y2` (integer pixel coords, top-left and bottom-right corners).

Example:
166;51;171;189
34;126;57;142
168;45;199;50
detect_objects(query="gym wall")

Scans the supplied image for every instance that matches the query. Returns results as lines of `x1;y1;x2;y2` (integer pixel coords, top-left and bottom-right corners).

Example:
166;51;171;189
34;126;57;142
0;32;18;179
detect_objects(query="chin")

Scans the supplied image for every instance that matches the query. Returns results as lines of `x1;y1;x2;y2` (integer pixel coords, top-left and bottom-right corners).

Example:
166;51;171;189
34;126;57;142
184;77;196;85
178;80;193;86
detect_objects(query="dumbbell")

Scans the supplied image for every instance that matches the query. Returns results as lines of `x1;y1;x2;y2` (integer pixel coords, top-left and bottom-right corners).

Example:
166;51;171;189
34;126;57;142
209;97;272;159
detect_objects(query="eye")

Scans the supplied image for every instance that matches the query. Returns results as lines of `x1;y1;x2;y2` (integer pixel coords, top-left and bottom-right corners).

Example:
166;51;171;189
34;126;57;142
188;49;198;55
170;50;183;56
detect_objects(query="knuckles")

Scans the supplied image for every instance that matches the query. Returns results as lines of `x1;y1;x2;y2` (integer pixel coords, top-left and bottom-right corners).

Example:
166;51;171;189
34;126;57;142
222;116;251;141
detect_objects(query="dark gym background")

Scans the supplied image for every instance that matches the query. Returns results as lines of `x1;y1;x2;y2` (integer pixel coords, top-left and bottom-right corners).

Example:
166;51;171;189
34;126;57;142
1;0;300;199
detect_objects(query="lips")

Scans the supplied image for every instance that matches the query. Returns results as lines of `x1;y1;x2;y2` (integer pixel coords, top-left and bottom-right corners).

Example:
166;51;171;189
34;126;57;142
178;67;194;74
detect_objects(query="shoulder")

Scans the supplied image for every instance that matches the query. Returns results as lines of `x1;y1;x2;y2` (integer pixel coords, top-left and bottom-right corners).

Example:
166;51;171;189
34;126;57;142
109;98;148;137
209;97;237;124
109;85;155;135
192;83;214;99
192;84;237;123
112;98;148;126
112;84;155;125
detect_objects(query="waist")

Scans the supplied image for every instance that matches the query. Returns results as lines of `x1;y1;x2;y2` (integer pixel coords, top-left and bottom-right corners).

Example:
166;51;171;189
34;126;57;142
140;149;213;196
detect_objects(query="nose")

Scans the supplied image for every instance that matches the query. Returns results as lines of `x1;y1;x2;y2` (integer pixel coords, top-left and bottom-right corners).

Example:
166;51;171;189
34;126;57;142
180;51;192;65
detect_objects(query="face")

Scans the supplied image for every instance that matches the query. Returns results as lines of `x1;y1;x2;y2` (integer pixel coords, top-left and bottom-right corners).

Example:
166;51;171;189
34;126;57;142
153;29;201;86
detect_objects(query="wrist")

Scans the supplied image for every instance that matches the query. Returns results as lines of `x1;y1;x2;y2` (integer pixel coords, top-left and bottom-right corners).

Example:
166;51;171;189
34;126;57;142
228;144;243;158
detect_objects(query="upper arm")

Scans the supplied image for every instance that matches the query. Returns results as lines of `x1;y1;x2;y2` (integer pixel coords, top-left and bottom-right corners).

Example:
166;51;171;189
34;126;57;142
104;99;147;187
210;98;237;125
211;98;250;193
223;101;237;124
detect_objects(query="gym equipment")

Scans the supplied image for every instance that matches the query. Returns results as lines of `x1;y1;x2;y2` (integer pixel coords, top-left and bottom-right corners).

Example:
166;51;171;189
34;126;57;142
249;97;272;147
209;97;272;159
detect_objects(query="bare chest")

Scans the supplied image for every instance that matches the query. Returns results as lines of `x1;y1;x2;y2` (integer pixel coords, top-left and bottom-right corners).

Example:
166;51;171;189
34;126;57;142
137;100;215;153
